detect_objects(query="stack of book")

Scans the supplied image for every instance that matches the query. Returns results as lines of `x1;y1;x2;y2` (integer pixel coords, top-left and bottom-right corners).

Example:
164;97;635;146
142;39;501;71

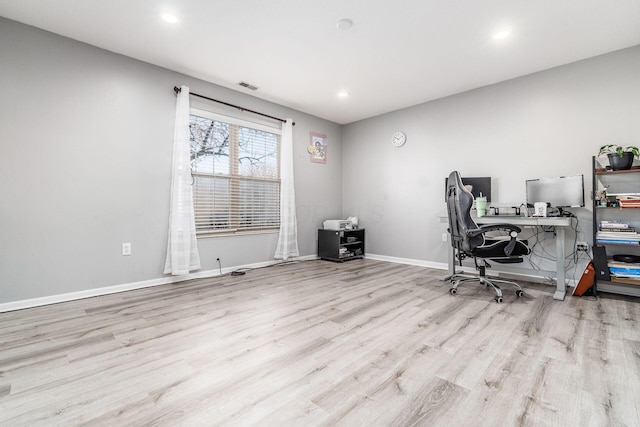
618;196;640;208
339;247;354;258
596;221;640;245
608;259;640;279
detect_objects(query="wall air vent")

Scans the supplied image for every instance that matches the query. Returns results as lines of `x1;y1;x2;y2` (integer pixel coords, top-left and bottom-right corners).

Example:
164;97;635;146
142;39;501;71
238;81;258;91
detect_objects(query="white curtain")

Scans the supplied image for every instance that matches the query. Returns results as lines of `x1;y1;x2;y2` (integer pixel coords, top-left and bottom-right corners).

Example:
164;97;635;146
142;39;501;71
274;119;299;260
164;85;201;275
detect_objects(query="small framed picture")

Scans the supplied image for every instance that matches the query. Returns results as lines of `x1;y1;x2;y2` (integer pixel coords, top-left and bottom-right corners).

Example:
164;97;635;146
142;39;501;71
309;132;327;164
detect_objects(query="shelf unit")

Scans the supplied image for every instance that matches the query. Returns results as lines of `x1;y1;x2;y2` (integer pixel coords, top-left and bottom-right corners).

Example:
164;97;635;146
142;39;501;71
318;228;365;262
592;157;640;297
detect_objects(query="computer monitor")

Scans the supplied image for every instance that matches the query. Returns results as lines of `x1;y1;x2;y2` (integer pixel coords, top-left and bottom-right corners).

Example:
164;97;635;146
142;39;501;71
526;174;585;208
444;176;492;202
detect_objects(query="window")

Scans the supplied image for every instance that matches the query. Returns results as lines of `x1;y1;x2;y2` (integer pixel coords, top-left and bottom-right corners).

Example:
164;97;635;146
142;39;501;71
189;108;281;236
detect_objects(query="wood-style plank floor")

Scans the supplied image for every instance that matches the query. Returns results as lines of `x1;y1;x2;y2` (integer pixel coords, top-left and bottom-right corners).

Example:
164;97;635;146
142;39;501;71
1;259;639;426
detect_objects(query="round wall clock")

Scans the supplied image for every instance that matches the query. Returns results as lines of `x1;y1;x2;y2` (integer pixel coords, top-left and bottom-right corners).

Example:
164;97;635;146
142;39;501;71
392;131;406;147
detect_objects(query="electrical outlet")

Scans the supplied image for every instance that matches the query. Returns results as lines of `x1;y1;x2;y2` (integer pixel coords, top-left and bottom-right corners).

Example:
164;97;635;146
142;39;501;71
442;233;449;242
122;243;132;256
576;242;588;252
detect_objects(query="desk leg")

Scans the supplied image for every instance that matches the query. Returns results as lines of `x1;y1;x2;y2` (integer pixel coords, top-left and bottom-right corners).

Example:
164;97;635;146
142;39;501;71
441;244;457;281
553;227;566;300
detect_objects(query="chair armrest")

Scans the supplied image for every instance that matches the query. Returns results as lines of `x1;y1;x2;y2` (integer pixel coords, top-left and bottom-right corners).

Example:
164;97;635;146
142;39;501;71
466;223;522;237
466;223;523;256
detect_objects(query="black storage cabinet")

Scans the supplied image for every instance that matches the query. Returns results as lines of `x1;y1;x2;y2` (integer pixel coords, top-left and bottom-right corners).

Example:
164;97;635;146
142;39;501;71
318;228;365;262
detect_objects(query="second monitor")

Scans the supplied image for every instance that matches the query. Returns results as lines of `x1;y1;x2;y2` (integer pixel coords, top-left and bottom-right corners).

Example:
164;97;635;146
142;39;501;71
526;174;585;209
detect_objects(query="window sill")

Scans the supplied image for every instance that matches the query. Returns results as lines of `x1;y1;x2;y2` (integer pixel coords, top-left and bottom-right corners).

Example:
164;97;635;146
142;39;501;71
196;228;279;239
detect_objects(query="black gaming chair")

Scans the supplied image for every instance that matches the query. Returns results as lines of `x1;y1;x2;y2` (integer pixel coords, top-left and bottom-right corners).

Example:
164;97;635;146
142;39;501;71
446;171;531;303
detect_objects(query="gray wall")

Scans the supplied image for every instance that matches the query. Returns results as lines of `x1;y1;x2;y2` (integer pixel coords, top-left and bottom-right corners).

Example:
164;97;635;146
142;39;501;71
3;15;640;305
0;17;342;304
342;45;640;275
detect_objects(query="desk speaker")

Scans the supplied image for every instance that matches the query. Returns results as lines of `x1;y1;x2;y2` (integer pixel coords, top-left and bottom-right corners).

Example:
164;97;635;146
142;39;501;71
592;245;610;281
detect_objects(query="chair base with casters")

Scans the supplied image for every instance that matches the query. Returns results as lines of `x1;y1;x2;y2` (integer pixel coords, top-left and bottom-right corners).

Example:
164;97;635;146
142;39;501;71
448;258;524;304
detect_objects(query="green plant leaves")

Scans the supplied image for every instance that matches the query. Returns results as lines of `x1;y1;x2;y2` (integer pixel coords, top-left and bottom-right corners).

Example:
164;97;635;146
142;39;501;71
599;144;639;158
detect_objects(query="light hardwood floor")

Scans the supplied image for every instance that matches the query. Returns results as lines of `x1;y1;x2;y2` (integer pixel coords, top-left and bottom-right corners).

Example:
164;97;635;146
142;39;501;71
1;259;639;426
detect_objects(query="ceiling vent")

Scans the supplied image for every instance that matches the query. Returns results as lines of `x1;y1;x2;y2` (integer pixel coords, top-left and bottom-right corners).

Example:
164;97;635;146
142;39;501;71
238;81;258;91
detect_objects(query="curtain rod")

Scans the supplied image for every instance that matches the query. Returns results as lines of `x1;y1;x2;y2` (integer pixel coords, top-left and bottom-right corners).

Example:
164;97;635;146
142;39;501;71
174;86;294;126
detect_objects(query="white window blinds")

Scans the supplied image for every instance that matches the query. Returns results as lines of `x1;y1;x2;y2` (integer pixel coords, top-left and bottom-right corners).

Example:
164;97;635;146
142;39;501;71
189;109;281;235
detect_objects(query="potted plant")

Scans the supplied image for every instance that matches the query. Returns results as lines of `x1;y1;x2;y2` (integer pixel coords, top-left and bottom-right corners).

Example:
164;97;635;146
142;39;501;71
599;144;639;170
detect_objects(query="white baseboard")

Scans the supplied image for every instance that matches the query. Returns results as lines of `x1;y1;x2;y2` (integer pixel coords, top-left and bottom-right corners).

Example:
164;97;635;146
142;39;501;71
0;277;185;313
0;255;318;313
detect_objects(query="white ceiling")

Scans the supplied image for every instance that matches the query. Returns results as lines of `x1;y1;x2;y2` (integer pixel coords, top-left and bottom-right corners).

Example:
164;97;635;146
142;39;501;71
2;1;640;124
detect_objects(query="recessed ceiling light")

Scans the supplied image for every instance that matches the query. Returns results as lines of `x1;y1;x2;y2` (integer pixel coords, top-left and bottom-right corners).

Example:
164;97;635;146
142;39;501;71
161;12;178;24
337;90;351;98
336;19;353;31
493;30;511;40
